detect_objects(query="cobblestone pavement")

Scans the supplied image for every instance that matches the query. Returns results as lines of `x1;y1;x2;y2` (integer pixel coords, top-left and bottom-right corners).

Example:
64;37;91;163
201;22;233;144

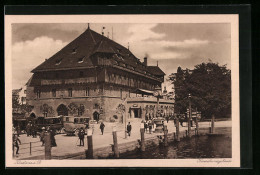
13;119;231;159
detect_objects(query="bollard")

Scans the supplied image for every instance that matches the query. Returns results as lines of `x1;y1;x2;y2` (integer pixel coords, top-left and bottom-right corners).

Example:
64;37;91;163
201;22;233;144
187;118;191;138
112;131;119;158
195;117;199;135
140;128;145;151
176;119;180;141
210;115;215;133
44;132;51;160
87;135;94;159
30;142;32;155
163;125;168;146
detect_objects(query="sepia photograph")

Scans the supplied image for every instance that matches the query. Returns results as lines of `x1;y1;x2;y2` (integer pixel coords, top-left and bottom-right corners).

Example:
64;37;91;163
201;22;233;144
5;14;240;167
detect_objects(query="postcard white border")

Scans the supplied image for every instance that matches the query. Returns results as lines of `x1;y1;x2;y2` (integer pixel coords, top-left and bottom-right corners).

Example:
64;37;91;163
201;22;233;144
5;14;239;167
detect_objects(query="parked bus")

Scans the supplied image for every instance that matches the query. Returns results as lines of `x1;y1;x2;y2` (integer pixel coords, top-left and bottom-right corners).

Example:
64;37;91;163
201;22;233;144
63;116;90;136
35;116;64;133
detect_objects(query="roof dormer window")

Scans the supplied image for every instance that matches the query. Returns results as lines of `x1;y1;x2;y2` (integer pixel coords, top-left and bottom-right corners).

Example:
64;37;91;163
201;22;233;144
78;56;85;63
72;47;77;54
55;58;62;65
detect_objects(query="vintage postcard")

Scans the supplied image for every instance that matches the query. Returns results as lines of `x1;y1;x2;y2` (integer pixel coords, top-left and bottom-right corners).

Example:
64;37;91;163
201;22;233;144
5;14;239;167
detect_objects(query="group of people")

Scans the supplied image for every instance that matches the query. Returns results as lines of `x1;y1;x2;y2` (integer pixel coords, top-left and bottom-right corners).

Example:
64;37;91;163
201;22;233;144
39;126;57;147
143;120;154;134
26;122;37;138
77;122;105;147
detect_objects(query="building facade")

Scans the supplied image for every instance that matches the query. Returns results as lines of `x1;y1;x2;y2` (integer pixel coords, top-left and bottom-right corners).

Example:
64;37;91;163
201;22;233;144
26;26;174;121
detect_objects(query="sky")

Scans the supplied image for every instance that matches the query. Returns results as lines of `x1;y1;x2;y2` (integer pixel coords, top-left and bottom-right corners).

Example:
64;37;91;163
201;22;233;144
11;23;231;91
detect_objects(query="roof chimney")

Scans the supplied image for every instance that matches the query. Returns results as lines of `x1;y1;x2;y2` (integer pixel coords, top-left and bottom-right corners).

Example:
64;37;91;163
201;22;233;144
143;57;147;66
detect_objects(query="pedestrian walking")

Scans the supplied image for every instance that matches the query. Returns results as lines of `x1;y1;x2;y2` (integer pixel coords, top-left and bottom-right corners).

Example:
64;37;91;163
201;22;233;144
127;122;132;137
100;122;105;135
145;113;149;121
16;125;21;137
32;124;37;138
148;120;152;134
166;115;169;123
85;122;89;129
78;127;85;146
50;128;57;147
40;127;45;146
13;134;21;155
26;123;30;136
144;121;148;133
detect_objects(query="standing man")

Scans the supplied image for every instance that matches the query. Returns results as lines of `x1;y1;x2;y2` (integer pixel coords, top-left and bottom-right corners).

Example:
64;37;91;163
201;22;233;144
166;115;169;123
50;127;57;147
13;134;21;155
40;127;45;146
100;122;105;135
144;121;148;133
78;127;85;146
26;123;30;136
148;120;152;134
127;122;132;137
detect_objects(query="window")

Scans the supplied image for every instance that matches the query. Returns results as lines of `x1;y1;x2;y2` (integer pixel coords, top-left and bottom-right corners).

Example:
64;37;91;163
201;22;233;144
78;57;84;63
72;48;77;54
66;117;69;122
68;88;72;97
52;89;56;97
120;89;122;99
74;118;79;124
36;90;41;99
86;87;90;96
55;58;62;65
79;71;84;77
24;90;27;94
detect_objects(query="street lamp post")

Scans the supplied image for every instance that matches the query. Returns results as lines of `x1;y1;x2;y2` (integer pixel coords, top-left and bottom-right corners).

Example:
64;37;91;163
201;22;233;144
153;85;164;133
188;93;191;138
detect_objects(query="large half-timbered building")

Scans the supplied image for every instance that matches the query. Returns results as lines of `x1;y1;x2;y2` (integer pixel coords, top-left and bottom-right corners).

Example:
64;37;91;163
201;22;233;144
26;26;174;121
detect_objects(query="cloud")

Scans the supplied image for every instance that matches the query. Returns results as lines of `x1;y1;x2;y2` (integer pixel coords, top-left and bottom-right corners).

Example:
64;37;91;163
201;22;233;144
12;23;83;44
118;24;211;60
12;36;68;89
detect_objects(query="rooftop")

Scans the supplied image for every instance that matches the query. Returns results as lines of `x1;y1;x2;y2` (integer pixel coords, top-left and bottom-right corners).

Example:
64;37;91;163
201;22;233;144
31;27;165;79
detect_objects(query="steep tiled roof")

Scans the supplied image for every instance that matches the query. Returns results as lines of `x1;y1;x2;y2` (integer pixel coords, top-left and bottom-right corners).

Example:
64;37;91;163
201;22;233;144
147;66;166;76
31;28;164;79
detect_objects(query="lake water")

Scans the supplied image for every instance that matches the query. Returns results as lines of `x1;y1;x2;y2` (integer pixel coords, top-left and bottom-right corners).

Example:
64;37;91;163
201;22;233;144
120;127;232;159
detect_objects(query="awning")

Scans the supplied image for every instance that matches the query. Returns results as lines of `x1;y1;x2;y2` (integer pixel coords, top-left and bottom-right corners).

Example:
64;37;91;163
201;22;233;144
133;88;154;95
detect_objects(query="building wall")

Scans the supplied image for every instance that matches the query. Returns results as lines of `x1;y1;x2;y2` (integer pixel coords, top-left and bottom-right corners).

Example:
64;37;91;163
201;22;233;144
27;67;168;121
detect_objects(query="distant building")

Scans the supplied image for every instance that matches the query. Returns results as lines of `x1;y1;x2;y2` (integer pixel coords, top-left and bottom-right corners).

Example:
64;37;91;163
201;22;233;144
26;26;174;121
12;85;27;117
12;86;27;105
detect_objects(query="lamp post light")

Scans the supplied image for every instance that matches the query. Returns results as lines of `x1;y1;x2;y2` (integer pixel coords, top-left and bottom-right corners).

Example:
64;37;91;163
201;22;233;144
188;93;191;138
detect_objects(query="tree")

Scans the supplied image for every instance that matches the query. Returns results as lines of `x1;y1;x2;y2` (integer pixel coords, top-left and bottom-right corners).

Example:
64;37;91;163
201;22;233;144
169;62;231;119
12;94;20;112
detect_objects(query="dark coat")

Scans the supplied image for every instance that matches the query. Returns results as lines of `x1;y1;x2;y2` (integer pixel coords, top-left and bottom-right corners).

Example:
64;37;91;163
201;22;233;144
127;124;132;132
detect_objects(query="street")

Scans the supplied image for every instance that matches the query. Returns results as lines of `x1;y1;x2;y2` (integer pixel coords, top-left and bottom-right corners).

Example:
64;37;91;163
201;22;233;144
13;119;231;159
